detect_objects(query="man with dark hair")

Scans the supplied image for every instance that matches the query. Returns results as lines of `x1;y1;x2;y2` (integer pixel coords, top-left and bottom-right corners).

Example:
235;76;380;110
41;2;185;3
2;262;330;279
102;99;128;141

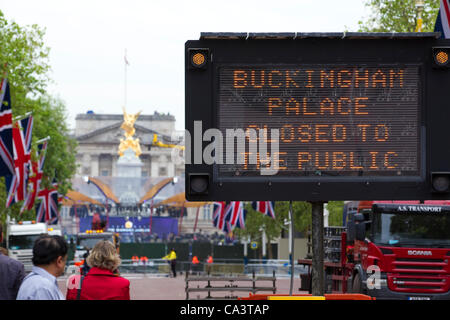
17;235;68;300
0;223;25;300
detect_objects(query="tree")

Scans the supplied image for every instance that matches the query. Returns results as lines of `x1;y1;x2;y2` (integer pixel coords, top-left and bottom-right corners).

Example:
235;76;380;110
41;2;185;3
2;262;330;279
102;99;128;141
326;201;344;226
233;201;313;258
0;11;77;227
358;0;440;32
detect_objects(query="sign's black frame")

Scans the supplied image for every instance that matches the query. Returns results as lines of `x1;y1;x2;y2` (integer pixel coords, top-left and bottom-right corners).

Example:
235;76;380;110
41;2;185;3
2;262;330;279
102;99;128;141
185;32;450;201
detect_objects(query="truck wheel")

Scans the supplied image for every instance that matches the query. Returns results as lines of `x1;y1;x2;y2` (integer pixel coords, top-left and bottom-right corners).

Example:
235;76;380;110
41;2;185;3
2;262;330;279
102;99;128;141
352;272;364;294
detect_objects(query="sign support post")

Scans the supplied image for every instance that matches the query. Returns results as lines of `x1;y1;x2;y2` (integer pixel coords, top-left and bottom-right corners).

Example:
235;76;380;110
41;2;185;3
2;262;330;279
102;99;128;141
311;201;324;296
289;201;295;295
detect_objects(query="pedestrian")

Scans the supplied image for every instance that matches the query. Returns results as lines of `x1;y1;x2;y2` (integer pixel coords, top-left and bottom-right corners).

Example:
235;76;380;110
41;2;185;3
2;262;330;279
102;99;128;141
66;240;130;300
0;224;25;300
206;255;213;274
80;250;91;276
17;235;68;300
162;248;177;278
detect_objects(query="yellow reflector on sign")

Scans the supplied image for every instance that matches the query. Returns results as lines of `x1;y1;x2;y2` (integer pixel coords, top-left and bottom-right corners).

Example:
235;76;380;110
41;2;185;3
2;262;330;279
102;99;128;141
436;51;449;65
192;53;205;66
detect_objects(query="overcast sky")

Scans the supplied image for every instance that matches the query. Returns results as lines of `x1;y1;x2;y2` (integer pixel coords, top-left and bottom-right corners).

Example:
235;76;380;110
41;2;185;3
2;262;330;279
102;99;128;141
1;0;369;131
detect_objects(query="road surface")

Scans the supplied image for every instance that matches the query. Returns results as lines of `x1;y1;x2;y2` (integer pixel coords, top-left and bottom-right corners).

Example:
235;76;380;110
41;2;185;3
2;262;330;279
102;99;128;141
58;273;306;300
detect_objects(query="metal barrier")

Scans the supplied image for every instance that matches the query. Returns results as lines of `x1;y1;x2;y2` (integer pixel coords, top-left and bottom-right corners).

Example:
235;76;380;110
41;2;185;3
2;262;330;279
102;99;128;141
245;259;308;278
65;258;309;277
65;259;174;276
186;271;277;300
119;259;172;275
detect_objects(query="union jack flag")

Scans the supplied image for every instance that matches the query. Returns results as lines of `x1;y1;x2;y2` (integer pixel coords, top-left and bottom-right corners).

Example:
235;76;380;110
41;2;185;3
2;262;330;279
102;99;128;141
5;116;34;207
0;76;14;176
235;211;246;229
233;203;247;230
36;180;59;224
225;201;246;230
252;201;276;219
435;0;450;39
21;141;48;213
213;201;230;233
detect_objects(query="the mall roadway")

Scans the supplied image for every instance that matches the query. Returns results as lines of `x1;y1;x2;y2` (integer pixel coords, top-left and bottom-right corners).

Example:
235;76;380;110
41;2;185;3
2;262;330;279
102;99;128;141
58;273;304;300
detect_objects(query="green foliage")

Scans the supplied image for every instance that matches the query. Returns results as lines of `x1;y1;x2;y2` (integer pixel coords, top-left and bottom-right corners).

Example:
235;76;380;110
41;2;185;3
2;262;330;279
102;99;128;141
233;201;345;250
234;201;312;246
358;0;440;32
0;11;50;101
275;201;312;233
326;201;344;227
0;10;77;226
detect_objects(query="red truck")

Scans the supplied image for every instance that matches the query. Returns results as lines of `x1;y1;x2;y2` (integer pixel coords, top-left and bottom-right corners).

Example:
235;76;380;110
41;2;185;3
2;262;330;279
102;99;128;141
299;200;450;300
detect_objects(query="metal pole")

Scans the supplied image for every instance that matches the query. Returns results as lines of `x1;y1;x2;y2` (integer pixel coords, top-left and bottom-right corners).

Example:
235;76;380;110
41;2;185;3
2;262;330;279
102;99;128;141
13;111;32;121
193;206;200;233
289;201;295;295
243;237;248;265
105;198;109;230
178;204;185;234
74;205;80;233
124;48;128;108
35;136;51;144
149;199;154;234
261;227;267;260
311;201;324;296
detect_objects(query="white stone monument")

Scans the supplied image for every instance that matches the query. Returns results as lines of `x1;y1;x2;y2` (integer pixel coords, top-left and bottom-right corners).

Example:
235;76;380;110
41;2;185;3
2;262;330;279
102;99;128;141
117;148;143;177
116;108;144;205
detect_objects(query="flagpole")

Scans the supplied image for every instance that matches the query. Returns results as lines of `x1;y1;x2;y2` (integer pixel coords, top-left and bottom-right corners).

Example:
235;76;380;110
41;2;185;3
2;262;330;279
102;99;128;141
36;136;51;144
178;202;185;234
289;201;295;295
124;48;128;109
13;111;32;122
193;206;200;233
149;199;154;234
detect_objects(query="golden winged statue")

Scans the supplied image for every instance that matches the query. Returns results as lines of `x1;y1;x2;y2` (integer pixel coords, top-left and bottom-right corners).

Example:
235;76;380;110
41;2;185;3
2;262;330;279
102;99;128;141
118;107;142;157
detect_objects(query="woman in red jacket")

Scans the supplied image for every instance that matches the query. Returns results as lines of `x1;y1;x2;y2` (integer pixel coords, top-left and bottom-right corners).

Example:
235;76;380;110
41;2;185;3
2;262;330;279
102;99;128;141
67;240;130;300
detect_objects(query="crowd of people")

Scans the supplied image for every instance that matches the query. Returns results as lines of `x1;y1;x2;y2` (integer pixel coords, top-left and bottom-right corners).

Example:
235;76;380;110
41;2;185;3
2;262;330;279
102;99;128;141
0;224;130;300
118;230;237;245
0;220;238;300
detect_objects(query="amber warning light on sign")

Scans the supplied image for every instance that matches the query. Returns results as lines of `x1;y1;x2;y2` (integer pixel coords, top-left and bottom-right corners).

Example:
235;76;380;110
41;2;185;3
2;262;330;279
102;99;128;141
189;49;208;69
433;47;450;68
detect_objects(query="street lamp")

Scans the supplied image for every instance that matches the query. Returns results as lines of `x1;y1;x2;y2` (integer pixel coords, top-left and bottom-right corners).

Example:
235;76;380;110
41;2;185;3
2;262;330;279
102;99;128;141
258;226;267;260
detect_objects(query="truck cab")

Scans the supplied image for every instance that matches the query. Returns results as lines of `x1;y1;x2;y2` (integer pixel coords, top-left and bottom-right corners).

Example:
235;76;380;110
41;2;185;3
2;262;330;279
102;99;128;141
6;221;47;272
74;230;115;262
47;225;62;236
348;200;450;300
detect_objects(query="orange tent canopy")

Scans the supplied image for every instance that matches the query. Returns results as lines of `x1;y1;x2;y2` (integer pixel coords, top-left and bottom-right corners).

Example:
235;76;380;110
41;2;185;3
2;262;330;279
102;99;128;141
88;177;120;204
139;177;174;204
157;192;211;208
62;197;100;207
65;190;103;206
159;192;186;205
61;198;77;206
165;201;211;208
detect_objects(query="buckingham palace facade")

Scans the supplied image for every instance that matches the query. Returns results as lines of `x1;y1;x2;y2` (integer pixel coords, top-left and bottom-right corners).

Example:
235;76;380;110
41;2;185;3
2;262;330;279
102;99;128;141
73;111;184;179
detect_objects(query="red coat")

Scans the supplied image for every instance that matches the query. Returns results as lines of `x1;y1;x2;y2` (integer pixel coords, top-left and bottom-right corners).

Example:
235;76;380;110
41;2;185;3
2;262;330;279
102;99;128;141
66;267;130;300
